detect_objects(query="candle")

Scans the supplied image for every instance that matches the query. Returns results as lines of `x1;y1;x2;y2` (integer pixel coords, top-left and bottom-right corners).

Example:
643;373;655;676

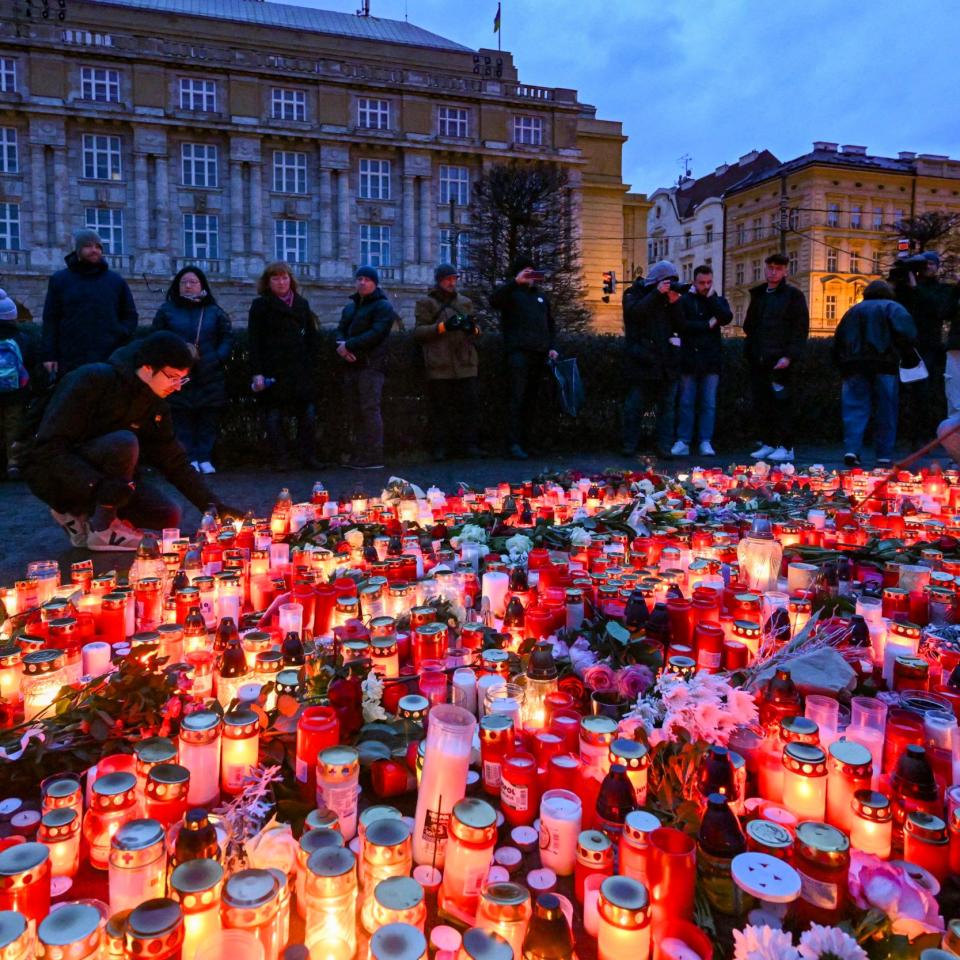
21;648;65;722
109;818;167;915
619;810;661;889
171;858;224;960
575;829;613;904
597;876;650;960
452;667;478;715
370;923;427;960
37;902;102;960
481;571;509;619
0;842;51;924
539;790;582;876
221;708;260;796
782;743;828;821
458;928;513;960
793;821;849;927
317;746;360;841
126;898;184;960
222;869;284;960
476;882;532;960
647;827;696;925
439;798;498;924
903;811;949;883
295;705;340;800
371;875;427;932
304;848;358;958
83;771;138;870
826;740;872;834
38;807;81;881
850;789;893;859
360;818;413;930
81;640;112;678
179;709;223;808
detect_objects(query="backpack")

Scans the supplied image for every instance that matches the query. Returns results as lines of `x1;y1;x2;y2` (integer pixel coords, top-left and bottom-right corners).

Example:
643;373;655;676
0;338;27;393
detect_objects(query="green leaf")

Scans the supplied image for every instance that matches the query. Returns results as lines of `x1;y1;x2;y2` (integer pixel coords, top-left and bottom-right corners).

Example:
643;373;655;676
605;621;631;646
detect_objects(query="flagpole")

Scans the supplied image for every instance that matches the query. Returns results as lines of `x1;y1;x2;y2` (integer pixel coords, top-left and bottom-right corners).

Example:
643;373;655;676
498;1;501;51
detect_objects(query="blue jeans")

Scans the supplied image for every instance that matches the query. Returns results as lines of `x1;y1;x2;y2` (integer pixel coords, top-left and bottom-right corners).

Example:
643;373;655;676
676;373;719;444
841;373;899;460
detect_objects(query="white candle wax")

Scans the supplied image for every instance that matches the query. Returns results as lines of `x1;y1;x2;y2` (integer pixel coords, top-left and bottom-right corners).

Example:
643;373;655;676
82;641;112;678
661;938;702;960
452;668;478;715
539;789;581;876
481;571;509;619
269;543;290;570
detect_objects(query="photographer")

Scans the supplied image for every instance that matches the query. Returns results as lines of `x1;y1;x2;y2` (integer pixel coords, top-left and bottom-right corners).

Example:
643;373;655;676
414;264;483;461
622;260;684;459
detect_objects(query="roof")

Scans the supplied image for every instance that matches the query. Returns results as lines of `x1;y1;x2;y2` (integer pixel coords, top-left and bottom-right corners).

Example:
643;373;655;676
90;0;473;52
674;150;780;218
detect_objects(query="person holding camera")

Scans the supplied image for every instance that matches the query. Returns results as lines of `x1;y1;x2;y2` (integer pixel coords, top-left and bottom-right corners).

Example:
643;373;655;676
490;256;558;460
744;252;809;462
414;264;483;460
621;260;684;459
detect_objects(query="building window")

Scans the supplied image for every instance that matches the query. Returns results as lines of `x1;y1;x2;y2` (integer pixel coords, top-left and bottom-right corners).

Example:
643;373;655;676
769;214;778;238
681;262;692;282
894;207;905;226
275;219;307;263
825;294;837;322
850;250;860;273
850;204;862;229
358;158;390;200
734;302;744;325
273;151;307;194
735;222;745;246
271;87;306;122
513;115;543;145
789;250;798;275
704;224;713;246
438;106;469;138
752;217;762;240
683;231;692;250
80;67;120;103
82;134;122;180
0;59;16;93
735;262;745;285
827;248;838;272
179;78;216;112
751;259;761;282
439;165;469;206
357;98;390;130
85;207;123;254
873;206;884;229
872;250;881;274
63;31;113;46
827;203;840;228
647;242;655;264
360;224;391;266
0;203;19;250
0;128;17;174
183;214;219;259
439;228;469;266
662;238;669;256
181;143;218;188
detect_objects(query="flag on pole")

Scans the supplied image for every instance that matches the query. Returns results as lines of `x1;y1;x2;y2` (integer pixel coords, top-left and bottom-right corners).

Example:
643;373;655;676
493;2;501;33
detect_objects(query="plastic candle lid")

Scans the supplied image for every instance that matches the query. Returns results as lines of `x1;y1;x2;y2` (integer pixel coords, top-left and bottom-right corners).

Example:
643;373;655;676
731;852;801;903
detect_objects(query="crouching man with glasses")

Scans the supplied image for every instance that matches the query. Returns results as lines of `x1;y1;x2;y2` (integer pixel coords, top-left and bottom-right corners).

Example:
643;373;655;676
22;331;242;551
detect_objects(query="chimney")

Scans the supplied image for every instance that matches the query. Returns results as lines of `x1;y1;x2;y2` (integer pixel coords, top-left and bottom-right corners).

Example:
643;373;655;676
714;163;729;176
898;151;917;161
813;141;839;153
738;150;759;165
840;145;867;156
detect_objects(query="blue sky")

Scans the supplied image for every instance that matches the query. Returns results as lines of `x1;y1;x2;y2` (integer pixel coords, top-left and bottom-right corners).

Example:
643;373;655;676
294;0;960;194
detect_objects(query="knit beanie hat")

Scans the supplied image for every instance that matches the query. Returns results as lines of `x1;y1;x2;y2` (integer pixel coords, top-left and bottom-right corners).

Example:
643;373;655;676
644;260;680;286
355;265;380;285
509;255;535;277
434;263;458;283
74;229;104;254
0;289;16;321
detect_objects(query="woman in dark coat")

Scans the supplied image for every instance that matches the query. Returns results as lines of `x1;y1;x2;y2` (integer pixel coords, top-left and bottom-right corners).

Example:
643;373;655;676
151;265;234;473
248;261;320;469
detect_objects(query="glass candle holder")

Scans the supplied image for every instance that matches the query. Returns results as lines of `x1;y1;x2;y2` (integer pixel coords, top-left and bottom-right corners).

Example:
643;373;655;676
412;622;448;670
826;740;872;834
793;821;850;927
501;752;539;828
84;771;138;870
579;716;617;781
253;651;282;711
458;928;513;960
222;869;283;960
317;746;360;841
619;810;660;890
361;818;413;931
904;812;949;883
126;899;184;960
295;705;340;801
179;709;223;808
109;818;168;915
480;713;514;797
135;736;179;792
476;882;531;960
647;827;696;925
37;902;101;960
575;829;613;904
144;763;191;827
304;847;357;958
0;910;31;960
850;789;893;859
418;659;448;707
0;843;51;925
21;648;65;722
371;876;426;932
0;645;22;718
539;790;582;877
369;922;427;960
295;828;344;918
609;739;649;806
439;798;498;925
171;858;224;960
221;707;260;797
241;631;273;671
782;743;828;822
38;807;81;880
371;636;400;679
597;875;650;960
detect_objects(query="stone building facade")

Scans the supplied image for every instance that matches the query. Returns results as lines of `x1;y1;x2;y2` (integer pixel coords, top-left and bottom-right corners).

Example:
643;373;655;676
0;0;646;328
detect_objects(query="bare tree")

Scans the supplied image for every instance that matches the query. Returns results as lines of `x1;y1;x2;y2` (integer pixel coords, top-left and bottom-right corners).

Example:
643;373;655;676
465;161;591;334
888;211;960;278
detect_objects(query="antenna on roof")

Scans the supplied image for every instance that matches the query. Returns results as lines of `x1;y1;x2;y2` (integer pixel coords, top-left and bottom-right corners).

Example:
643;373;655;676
677;153;692;185
357;0;371;15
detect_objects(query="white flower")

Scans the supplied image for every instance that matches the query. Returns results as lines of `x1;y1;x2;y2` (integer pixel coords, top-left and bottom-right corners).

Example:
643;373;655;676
798;925;867;960
361;669;388;723
505;534;534;560
632;479;655;495
567;526;593;548
733;925;800;960
568;637;598;675
343;528;364;549
779;463;796;476
571;507;589;523
456;523;488;545
245;821;299;875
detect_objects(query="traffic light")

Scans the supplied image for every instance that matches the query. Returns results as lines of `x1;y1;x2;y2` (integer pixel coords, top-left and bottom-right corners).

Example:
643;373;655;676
602;270;616;302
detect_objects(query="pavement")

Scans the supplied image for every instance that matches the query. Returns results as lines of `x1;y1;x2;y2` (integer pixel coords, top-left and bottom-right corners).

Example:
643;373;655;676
0;444;945;586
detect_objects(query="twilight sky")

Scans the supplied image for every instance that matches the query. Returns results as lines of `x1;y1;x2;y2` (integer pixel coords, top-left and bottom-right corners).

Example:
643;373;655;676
294;0;959;195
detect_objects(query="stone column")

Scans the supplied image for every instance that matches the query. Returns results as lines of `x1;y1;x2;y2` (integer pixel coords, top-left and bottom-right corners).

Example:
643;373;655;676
134;154;150;252
418;176;433;265
319;167;333;260
402;175;416;269
249;161;264;260
154;153;170;254
229;160;244;274
337;169;350;263
52;145;69;251
30;143;48;250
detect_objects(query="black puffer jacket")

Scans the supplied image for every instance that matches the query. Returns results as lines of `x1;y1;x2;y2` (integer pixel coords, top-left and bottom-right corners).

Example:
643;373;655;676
151;297;234;408
895;278;958;352
623;283;683;379
336;287;396;370
678;289;733;375
23;347;216;515
831;297;917;376
489;281;556;353
248;293;319;404
743;280;809;367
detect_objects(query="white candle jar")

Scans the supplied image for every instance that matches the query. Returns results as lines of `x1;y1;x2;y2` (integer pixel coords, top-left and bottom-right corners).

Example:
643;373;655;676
108;818;168;915
304;847;358;957
170;857;225;960
21;649;65;722
361;818;413;931
222;869;283;960
221;707;260;797
179;709;223;808
597;875;651;960
782;743;828;822
37;902;102;960
317;746;360;841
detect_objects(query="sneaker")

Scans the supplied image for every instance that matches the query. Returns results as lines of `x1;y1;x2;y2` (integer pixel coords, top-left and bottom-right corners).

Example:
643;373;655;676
87;519;143;552
670;440;690;457
50;509;90;548
199;461;216;475
751;443;774;459
844;452;860;467
769;446;795;462
698;440;716;457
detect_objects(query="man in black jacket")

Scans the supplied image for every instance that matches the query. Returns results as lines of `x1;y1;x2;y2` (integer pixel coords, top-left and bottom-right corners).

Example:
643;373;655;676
674;265;733;457
23;331;239;551
336;266;397;470
41;230;138;378
743;252;809;462
622;260;684;458
490;256;558;460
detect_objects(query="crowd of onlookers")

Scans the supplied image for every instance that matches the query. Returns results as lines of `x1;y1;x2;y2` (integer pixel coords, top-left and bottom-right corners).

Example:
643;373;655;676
1;229;960;550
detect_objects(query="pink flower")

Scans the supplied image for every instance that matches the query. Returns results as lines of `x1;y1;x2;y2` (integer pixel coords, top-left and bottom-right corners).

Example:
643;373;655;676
848;851;944;938
582;663;617;693
617;664;654;701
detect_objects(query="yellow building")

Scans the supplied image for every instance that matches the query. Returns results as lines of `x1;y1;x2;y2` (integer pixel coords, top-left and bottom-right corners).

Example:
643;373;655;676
723;142;960;334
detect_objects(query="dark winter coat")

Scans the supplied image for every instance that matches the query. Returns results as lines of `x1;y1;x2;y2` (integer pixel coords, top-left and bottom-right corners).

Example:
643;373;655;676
22;347;216;515
678;289;733;375
0;320;40;408
489;281;556;354
336;287;396;369
831;297;917;377
247;293;320;404
623;283;683;380
41;253;138;374
151;297;234;408
743;280;809;368
895;278;958;352
413;289;479;380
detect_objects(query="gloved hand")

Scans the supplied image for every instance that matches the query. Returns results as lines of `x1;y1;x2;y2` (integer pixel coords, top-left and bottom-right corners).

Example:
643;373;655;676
96;477;135;508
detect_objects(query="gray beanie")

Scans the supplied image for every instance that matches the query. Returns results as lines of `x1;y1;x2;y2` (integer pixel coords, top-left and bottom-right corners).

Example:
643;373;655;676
74;229;104;254
644;259;680;287
355;265;380;285
0;289;16;321
434;263;458;283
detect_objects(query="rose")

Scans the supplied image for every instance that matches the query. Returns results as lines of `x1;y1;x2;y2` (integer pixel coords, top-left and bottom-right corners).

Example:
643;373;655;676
245;822;299;875
581;663;617;693
616;664;654;701
848;851;944;938
558;675;585;710
343;528;364;549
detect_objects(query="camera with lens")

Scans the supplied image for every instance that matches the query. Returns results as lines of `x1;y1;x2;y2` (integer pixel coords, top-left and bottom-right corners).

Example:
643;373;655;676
444;313;474;333
888;254;927;283
669;281;689;295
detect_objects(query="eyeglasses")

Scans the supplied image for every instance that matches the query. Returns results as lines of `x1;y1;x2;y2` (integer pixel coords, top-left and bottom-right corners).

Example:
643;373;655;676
159;370;190;386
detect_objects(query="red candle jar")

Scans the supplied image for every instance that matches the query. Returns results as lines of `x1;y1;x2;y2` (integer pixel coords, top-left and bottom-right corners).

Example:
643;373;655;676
313;583;337;635
100;592;127;645
574;829;613;903
544;691;575;724
296;705;341;800
547;754;581;794
903;812;949;883
666;598;694;648
525;606;554;641
793;821;849;927
550;713;581;755
694;623;724;674
0;842;51;924
500;752;539;828
883;709;925;773
647;826;697;925
144;763;191;826
722;640;749;671
480;713;515;796
882;587;910;619
412;622;448;669
134;578;164;630
533;732;565;769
